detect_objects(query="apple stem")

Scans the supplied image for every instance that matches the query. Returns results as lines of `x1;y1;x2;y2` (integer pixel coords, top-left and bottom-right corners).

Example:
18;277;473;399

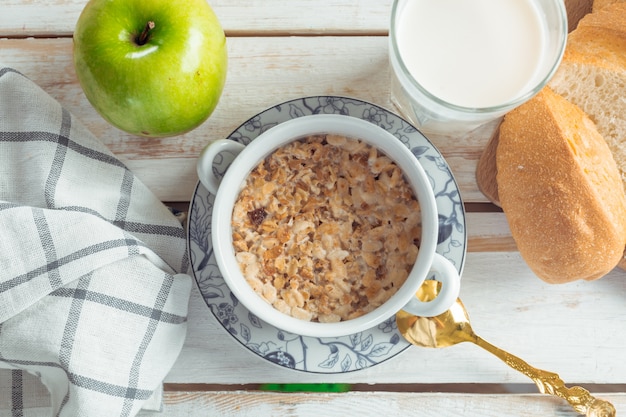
136;21;155;46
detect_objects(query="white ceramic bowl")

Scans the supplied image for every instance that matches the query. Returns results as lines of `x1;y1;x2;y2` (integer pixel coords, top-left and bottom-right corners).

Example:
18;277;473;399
196;114;460;337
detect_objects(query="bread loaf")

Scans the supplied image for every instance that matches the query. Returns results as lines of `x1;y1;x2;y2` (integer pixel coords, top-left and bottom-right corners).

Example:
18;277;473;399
548;3;626;184
592;0;626;12
496;87;626;283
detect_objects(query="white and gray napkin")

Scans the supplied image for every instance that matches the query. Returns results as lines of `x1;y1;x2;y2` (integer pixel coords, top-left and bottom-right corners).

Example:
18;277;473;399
0;67;192;416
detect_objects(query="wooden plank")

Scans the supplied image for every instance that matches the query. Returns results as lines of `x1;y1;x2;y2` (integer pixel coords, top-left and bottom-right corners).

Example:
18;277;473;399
4;386;623;416
165;252;626;385
0;36;494;203
466;212;516;252
136;391;626;417
0;0;593;38
0;0;392;38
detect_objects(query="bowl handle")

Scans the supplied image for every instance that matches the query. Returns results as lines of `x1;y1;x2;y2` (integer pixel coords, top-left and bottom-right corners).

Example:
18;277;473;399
196;139;245;194
402;253;461;317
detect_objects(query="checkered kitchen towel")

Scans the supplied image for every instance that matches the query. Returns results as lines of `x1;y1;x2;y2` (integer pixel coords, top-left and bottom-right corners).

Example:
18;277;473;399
0;67;192;416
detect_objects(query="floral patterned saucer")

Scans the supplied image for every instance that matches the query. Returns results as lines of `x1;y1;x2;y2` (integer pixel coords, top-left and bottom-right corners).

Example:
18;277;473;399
187;96;466;373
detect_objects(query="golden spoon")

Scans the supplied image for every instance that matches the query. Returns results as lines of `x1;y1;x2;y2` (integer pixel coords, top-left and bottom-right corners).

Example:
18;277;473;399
396;280;616;417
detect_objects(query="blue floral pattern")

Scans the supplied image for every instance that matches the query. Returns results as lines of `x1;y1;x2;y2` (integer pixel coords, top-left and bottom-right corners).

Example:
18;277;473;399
187;96;467;373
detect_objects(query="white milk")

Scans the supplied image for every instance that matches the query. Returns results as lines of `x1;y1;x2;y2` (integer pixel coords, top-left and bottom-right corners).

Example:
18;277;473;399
395;0;546;108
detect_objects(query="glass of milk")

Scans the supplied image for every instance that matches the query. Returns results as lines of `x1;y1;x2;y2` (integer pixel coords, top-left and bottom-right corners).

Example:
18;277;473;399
389;0;568;136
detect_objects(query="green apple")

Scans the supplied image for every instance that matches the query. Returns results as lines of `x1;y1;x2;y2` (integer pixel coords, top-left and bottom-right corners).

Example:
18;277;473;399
73;0;227;137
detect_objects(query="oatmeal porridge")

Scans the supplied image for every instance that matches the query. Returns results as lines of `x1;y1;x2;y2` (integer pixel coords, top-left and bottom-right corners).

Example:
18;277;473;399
231;133;422;322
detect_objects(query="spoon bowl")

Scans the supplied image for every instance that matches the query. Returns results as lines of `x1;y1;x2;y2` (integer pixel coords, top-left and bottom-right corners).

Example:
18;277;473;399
396;280;616;417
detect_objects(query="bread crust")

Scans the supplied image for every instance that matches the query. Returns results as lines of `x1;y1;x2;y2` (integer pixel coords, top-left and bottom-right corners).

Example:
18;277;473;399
566;3;626;68
592;0;626;13
549;2;626;186
496;88;626;283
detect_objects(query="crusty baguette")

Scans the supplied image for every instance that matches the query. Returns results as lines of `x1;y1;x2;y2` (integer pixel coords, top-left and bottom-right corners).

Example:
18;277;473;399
496;87;626;283
592;0;626;12
548;3;626;185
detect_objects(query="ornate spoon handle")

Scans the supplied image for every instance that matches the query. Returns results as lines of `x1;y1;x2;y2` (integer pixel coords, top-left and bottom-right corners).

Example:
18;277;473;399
474;336;616;417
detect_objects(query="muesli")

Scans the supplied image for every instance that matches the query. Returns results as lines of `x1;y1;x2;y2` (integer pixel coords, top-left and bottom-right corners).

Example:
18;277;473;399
232;134;421;322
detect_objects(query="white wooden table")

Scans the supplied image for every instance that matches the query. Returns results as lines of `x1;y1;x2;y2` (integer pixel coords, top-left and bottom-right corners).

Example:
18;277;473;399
2;1;625;416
